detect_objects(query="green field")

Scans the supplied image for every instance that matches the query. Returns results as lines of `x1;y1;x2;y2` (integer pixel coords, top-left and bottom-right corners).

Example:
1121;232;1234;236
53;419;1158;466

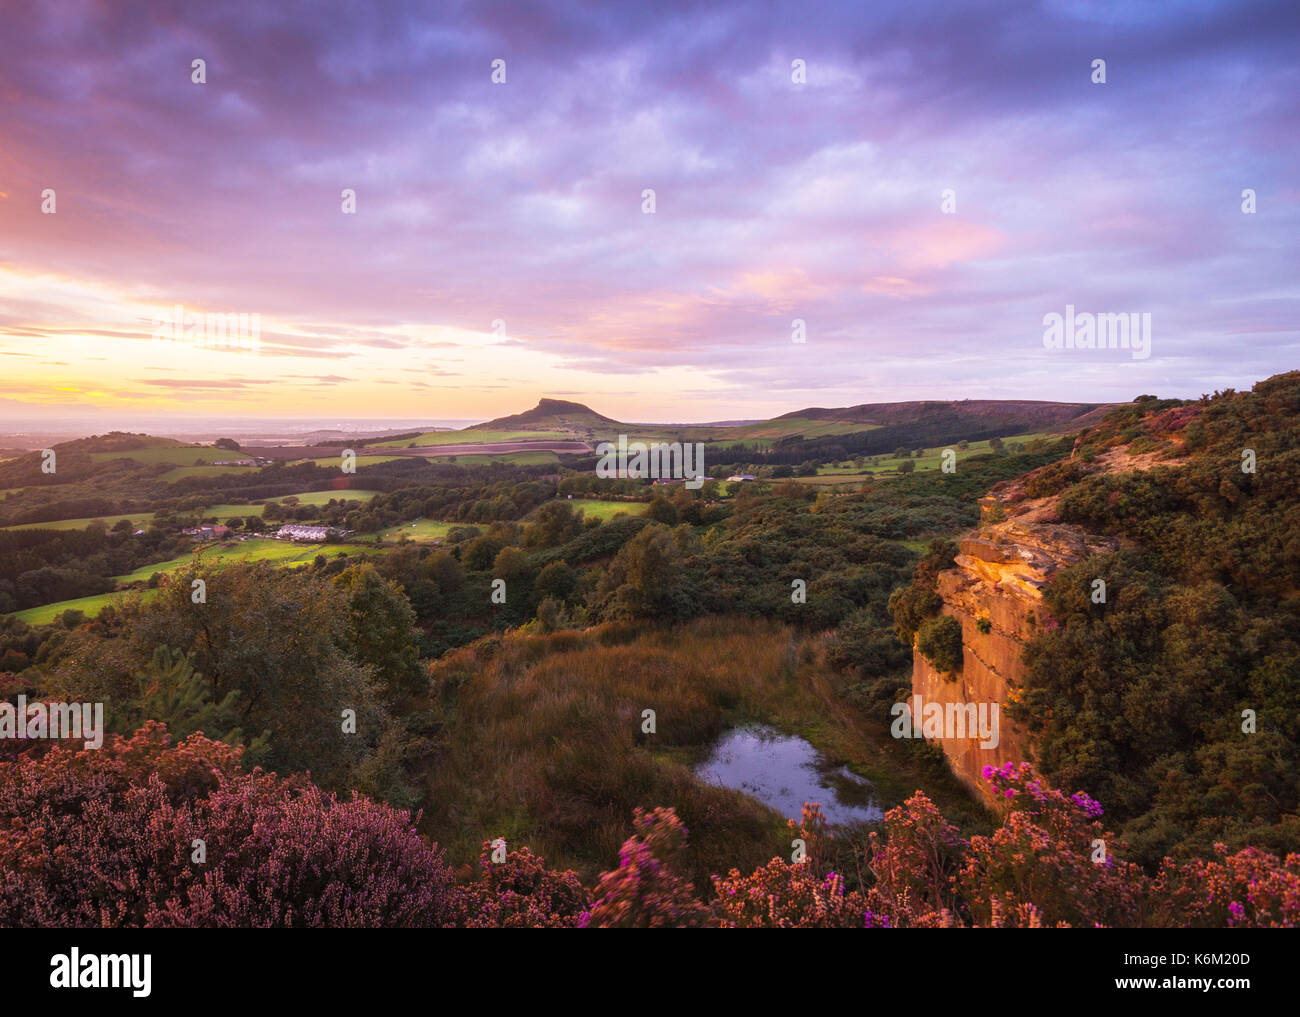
114;538;373;583
370;428;572;448
89;444;216;467
205;490;382;518
802;432;1059;478
12;589;159;626
1;512;156;532
9;539;381;624
159;464;257;482
449;451;559;466
794;472;875;487
306;455;407;467
559;498;645;521
0;489;382;533
377;519;455;543
676;418;880;448
322;449;562;467
734;417;879;440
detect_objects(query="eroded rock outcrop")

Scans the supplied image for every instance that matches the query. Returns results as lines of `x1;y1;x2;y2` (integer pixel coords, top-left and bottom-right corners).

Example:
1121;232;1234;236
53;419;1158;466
908;410;1196;802
911;480;1119;802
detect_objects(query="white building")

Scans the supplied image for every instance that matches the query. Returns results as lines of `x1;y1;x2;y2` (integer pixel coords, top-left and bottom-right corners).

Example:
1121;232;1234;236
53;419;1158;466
277;524;333;542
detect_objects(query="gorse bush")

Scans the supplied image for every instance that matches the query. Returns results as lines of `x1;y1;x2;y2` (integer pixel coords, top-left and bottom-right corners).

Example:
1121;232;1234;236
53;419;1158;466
1015;373;1300;864
916;615;963;675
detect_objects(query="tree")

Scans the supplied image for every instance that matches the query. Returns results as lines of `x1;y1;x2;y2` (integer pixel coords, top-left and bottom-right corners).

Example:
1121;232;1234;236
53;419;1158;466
116;645;269;759
534;560;576;604
45;561;387;791
332;562;424;703
644;495;678;525
596;525;684;620
535;597;562;633
462;535;504;571
898;460;915;474
492;545;533;583
523;501;582;548
213;438;241;451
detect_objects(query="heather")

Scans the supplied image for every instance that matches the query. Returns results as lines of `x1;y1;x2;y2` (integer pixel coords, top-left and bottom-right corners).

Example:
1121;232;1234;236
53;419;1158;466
3;728;1296;928
0;723;455;928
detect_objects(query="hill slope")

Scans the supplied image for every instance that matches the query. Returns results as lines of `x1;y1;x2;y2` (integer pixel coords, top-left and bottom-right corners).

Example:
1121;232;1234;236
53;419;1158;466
477;398;621;432
778;399;1114;432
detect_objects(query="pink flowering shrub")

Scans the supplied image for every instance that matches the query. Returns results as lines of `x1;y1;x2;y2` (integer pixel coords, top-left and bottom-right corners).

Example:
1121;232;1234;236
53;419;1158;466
449;841;590;928
866;790;965;925
956;762;1148;927
0;723;454;927
711;859;872;927
711;804;877;927
1151;844;1300;928
7;729;1298;929
583;806;710;928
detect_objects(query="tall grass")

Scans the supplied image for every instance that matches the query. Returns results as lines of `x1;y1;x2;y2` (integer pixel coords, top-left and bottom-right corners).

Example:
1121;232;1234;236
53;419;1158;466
420;616;984;887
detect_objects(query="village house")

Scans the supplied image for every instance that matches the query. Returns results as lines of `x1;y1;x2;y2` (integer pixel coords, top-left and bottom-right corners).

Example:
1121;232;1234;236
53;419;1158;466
277;524;334;542
184;524;230;541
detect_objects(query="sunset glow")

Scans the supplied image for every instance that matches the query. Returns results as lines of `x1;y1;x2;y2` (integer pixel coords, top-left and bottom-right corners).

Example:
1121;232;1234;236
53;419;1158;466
2;0;1296;424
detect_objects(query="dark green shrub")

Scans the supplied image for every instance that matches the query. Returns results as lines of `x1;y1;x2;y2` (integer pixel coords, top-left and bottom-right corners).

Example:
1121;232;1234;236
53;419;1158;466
917;615;963;674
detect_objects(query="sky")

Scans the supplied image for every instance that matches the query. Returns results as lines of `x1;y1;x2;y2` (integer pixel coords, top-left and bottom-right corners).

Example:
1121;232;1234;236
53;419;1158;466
1;0;1297;426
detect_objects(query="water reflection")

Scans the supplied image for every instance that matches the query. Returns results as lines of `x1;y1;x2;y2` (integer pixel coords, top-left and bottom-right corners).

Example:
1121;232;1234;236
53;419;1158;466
695;724;881;825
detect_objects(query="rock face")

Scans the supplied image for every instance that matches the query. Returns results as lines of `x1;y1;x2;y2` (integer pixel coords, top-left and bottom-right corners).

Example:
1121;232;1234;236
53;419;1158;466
907;414;1192;802
911;492;1118;802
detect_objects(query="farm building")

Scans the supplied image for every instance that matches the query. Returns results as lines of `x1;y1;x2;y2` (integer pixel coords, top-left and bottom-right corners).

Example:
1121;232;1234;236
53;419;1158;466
277;524;334;542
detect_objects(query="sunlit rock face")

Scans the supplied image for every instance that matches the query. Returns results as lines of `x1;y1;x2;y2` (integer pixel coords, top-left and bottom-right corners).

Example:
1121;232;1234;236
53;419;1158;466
905;415;1198;802
910;479;1119;802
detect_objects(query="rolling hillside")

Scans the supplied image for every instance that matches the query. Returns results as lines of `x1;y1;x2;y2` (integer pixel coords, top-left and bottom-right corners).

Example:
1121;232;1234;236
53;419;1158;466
776;399;1114;432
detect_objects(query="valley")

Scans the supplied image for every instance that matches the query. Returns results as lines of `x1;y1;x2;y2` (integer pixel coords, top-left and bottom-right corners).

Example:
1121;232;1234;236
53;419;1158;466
2;375;1298;926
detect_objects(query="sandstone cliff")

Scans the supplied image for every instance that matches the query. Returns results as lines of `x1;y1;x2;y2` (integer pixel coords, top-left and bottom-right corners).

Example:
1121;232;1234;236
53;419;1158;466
911;515;1118;800
908;433;1191;802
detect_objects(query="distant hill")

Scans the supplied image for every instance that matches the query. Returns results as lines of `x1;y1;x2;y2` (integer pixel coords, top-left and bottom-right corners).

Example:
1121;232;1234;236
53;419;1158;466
777;399;1115;432
478;398;621;432
57;432;187;453
465;396;1121;459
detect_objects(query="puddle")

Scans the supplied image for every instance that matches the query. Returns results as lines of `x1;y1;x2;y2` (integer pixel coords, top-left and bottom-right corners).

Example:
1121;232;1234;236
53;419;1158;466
694;724;882;826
